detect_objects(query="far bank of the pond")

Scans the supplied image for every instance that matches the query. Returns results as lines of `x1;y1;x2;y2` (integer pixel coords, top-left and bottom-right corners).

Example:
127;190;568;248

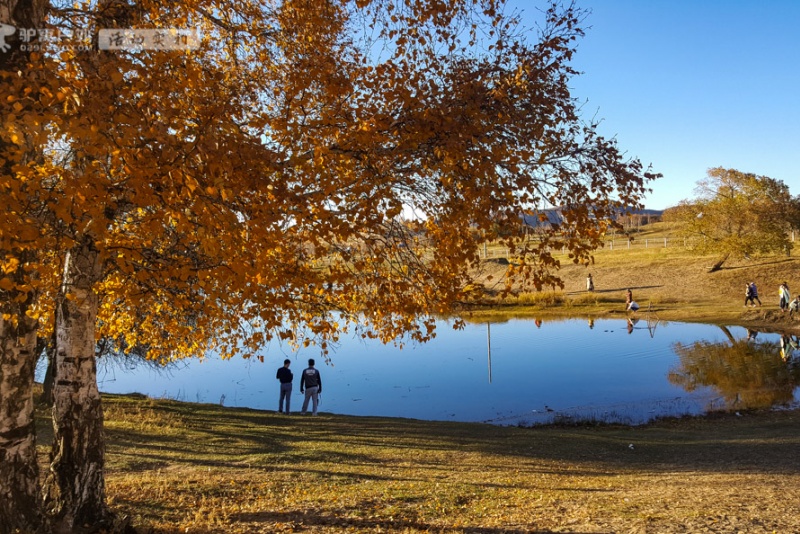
467;252;800;334
461;301;800;335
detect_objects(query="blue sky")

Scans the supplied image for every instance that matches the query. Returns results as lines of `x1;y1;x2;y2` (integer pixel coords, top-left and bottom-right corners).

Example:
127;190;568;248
509;0;800;210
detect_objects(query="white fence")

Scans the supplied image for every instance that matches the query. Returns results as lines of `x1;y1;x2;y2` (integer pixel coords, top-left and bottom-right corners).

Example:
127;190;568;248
480;232;797;260
481;237;681;259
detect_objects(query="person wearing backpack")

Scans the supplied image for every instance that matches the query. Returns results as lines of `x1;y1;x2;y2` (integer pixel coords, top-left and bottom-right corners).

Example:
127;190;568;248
300;358;323;416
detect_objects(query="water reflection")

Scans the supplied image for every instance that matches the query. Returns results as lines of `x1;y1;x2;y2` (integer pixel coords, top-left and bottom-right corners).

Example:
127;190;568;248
780;334;800;362
486;323;492;384
52;319;800;426
669;328;800;411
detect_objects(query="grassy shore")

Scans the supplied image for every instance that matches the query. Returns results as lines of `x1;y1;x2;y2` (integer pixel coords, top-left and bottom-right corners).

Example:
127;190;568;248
36;394;800;533
469;229;800;334
34;236;800;533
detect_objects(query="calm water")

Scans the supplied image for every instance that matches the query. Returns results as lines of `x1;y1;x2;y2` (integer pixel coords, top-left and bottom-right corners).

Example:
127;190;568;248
85;318;800;426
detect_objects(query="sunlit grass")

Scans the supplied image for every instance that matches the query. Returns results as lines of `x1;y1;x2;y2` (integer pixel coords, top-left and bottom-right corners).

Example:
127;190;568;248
508;290;565;306
40;393;799;533
469;225;800;332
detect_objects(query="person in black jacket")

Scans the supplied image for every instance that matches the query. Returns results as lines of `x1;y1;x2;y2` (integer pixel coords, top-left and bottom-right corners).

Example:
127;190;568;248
276;359;293;414
300;358;322;416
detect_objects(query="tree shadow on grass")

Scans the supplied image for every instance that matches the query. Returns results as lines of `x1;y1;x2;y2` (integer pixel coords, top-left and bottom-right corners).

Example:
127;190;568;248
98;396;800;478
89;396;800;534
718;258;799;272
226;508;591;534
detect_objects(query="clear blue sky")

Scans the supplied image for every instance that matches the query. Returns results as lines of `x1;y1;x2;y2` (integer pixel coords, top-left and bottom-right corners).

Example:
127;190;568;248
510;0;800;210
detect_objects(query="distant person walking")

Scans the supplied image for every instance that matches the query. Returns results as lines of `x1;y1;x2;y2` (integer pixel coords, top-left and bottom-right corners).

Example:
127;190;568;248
779;282;791;312
586;273;594;292
276;359;293;414
789;296;800;317
300;358;323;416
625;288;633;311
749;282;762;306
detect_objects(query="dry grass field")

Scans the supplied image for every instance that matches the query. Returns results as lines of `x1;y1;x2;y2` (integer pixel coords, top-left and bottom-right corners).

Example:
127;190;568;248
470;229;800;334
37;394;798;534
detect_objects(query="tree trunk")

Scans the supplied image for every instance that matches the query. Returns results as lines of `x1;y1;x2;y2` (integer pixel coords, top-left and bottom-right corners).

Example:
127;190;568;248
1;1;52;532
707;252;730;273
0;260;42;534
44;237;110;532
0;0;49;69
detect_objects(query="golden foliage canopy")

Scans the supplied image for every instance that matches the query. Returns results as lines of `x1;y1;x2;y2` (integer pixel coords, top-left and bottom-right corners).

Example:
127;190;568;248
1;0;656;359
668;167;797;261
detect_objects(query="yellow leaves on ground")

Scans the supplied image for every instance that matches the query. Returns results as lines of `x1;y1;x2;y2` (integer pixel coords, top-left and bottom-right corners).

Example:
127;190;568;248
1;257;20;275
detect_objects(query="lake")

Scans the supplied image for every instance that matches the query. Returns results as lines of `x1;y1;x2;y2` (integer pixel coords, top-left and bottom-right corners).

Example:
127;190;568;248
84;317;800;426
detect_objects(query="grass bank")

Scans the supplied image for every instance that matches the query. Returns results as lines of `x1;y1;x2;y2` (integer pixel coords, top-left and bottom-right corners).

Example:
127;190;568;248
34;394;799;533
469;233;800;334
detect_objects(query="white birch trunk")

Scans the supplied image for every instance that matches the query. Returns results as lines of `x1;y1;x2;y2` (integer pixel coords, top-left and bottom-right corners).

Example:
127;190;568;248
0;281;42;534
44;238;110;531
0;1;52;531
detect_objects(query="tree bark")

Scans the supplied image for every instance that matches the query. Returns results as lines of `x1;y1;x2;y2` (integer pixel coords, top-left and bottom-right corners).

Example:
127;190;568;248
707;252;730;273
0;259;42;534
0;0;49;69
44;237;110;532
1;1;49;529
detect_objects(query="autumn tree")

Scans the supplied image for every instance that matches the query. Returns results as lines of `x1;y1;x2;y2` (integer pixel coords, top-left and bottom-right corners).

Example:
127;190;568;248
667;167;799;271
0;0;54;531
1;0;656;530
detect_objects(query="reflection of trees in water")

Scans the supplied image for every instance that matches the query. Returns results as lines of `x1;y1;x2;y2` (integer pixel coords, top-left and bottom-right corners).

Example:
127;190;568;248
669;335;800;410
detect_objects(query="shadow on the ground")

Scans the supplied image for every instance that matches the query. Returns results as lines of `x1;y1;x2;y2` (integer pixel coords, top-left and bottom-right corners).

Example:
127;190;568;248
95;396;800;478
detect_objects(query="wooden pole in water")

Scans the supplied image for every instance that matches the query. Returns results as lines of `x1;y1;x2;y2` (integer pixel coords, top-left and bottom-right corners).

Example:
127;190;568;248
487;323;492;383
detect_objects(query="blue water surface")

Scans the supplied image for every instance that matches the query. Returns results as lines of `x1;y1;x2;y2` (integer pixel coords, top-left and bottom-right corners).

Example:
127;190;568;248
79;318;800;425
